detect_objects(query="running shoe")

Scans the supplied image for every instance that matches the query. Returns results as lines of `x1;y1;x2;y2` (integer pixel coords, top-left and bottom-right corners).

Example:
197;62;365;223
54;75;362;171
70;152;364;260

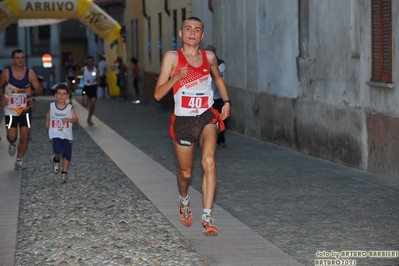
87;118;94;126
14;159;24;170
8;143;16;156
179;202;193;227
52;156;60;173
132;100;141;104
202;216;218;236
61;173;68;183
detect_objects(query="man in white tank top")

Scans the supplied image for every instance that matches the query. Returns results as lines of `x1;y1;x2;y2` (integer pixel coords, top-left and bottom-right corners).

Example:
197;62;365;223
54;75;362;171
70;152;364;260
154;17;231;236
75;55;99;126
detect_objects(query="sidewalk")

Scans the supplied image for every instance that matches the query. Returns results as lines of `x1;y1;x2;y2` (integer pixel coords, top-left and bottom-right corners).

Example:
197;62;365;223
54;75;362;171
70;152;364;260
1;96;398;266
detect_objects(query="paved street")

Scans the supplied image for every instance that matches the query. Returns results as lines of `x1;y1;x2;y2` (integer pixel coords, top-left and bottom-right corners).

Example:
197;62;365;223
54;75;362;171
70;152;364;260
1;96;399;266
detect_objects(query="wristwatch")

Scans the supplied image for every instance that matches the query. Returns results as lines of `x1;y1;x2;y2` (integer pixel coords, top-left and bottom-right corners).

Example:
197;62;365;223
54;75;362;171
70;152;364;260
224;100;232;106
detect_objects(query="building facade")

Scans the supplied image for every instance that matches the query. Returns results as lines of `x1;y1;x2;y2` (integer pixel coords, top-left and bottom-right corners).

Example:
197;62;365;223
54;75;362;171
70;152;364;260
123;0;399;180
211;0;399;180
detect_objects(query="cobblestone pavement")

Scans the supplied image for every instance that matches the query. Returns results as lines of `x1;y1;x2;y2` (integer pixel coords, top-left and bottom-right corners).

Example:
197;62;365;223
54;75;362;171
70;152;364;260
91;97;399;266
14;100;209;266
11;96;399;266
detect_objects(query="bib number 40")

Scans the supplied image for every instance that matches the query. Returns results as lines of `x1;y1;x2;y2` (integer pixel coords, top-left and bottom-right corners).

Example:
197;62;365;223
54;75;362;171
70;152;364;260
182;96;209;109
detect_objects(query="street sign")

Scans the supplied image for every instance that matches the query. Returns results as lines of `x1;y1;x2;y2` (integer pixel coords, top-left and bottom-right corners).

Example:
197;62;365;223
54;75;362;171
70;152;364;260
42;53;52;68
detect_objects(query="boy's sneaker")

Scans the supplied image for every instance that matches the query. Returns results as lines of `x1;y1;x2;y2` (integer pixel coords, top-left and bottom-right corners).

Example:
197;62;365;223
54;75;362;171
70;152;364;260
8;143;16;156
14;159;24;170
179;202;193;227
52;157;60;173
87;118;94;126
202;216;218;236
61;173;68;183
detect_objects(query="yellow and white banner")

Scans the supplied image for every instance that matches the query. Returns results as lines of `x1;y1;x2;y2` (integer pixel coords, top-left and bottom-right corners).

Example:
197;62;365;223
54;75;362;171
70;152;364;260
0;0;18;31
0;0;125;96
18;0;78;19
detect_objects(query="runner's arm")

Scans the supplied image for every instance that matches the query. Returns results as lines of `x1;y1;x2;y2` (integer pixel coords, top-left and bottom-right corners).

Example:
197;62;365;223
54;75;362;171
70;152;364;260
29;70;43;96
208;51;230;120
74;67;84;77
97;68;101;85
62;108;78;124
0;70;8;106
45;107;50;128
154;51;186;101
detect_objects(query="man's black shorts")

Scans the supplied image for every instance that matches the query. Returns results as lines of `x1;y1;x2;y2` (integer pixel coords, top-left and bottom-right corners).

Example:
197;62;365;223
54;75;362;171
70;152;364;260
5;113;31;129
82;85;97;98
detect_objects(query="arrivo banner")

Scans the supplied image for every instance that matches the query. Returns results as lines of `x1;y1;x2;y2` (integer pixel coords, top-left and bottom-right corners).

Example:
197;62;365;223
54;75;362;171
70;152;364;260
0;0;126;97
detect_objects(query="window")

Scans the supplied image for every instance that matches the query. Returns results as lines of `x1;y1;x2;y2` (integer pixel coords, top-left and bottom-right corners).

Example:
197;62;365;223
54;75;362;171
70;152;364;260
172;10;177;50
135;19;139;59
181;8;186;48
158;12;162;63
147;17;151;63
39;25;50;40
181;8;186;22
131;19;139;60
371;0;392;83
30;26;50;55
5;23;18;46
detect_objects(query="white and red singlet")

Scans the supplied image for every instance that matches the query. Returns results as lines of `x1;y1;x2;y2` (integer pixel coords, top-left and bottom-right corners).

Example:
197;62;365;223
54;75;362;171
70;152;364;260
172;49;213;117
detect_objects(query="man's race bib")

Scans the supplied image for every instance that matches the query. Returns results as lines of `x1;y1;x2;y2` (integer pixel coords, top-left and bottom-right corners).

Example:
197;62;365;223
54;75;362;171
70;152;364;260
9;93;27;108
175;79;213;116
181;95;210;109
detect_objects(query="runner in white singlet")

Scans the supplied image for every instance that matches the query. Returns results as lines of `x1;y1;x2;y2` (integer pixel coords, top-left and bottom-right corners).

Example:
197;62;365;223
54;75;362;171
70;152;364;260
154;17;231;236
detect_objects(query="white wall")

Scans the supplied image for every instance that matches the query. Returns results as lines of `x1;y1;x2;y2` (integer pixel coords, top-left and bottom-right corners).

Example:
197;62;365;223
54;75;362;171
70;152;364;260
210;0;299;98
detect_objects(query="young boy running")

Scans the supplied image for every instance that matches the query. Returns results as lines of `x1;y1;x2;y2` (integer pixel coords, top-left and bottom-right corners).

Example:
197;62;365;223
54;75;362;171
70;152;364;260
46;84;78;183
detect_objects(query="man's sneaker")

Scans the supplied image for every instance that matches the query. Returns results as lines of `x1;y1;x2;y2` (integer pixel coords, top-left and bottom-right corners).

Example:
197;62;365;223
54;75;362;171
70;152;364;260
61;173;68;183
202;216;218;236
8;143;16;156
87;118;94;126
179;202;193;227
52;157;60;173
14;159;24;170
132;100;141;104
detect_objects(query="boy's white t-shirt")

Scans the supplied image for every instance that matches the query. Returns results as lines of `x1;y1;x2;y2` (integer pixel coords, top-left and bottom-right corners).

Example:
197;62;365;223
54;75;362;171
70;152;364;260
48;102;73;140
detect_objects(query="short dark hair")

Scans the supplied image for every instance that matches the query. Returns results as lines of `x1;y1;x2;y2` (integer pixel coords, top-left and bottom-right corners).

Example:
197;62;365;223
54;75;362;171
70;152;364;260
131;57;137;64
12;49;24;58
55;83;70;94
204;45;216;53
86;55;94;61
182;16;204;31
